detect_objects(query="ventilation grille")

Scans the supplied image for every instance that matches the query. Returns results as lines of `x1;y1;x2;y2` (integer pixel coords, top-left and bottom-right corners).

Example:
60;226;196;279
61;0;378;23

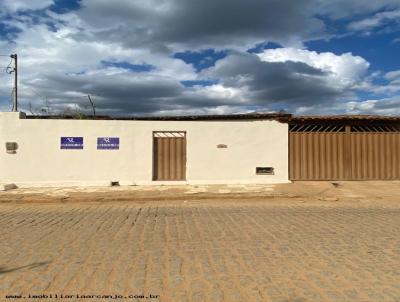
5;142;18;154
256;167;274;175
290;123;400;133
289;124;345;132
351;125;400;132
153;131;186;138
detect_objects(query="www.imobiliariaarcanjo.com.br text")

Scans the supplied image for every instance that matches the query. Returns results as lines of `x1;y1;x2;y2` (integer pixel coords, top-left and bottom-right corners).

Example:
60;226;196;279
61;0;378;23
5;293;160;300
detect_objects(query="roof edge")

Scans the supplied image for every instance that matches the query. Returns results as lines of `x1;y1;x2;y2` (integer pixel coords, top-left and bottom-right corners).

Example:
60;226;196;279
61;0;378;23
290;115;400;122
24;112;292;122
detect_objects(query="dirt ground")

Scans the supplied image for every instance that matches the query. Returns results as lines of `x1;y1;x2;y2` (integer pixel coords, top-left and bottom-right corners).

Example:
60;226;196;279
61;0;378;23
1;180;400;205
1;182;400;302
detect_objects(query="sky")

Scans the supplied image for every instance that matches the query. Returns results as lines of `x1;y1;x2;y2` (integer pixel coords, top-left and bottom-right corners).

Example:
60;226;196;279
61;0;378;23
0;0;400;116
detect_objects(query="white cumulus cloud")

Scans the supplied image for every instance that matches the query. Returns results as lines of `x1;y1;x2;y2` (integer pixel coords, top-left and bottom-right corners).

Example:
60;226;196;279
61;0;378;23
257;48;370;88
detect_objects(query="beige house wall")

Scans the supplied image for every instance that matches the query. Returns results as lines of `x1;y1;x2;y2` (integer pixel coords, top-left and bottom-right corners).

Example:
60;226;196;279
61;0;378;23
0;112;289;187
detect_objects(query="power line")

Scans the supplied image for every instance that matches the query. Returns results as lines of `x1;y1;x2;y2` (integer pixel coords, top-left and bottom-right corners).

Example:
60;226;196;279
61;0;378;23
30;87;46;99
1;53;18;111
5;57;13;74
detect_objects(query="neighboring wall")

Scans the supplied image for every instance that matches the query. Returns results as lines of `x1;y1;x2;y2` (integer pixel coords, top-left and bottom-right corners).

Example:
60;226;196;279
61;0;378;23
0;112;289;187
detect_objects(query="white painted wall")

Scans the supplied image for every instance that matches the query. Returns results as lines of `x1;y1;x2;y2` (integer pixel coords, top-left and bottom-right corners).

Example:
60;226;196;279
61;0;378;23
0;112;289;187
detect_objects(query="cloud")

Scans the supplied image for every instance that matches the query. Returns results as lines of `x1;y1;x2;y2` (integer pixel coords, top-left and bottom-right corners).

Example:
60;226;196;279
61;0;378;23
202;49;370;112
385;70;400;81
70;0;400;50
257;48;370;86
72;0;325;49
0;0;400;116
1;0;54;12
0;15;198;114
316;0;400;19
14;67;247;115
348;9;400;32
368;70;400;95
345;97;400;114
0;37;378;116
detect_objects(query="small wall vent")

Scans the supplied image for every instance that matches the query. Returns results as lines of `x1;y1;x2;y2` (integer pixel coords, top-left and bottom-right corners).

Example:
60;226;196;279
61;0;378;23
5;142;18;154
256;167;274;175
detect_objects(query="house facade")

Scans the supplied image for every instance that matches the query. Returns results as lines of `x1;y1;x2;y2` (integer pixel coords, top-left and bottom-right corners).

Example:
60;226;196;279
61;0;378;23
2;111;400;188
0;112;290;187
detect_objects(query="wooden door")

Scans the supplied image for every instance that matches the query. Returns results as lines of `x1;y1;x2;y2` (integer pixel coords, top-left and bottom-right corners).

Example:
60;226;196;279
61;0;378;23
153;132;186;181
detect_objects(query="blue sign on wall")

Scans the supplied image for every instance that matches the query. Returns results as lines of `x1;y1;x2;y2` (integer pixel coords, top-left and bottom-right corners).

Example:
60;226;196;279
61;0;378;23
61;137;83;149
97;137;119;150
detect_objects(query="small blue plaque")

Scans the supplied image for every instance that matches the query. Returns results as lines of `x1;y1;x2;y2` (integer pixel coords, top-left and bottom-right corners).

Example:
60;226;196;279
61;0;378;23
97;137;119;150
61;137;83;149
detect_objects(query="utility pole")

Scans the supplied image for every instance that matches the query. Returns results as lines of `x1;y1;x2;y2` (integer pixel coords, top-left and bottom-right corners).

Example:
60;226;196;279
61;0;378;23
10;54;17;112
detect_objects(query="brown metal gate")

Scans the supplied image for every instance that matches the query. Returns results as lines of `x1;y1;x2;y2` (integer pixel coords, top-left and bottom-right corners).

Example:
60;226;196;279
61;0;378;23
289;123;400;180
350;132;400;179
153;131;186;181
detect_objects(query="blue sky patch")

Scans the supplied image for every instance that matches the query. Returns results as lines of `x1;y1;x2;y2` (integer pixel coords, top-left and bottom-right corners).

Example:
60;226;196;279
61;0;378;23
49;0;82;14
306;31;400;73
174;49;227;72
0;22;21;42
247;42;282;53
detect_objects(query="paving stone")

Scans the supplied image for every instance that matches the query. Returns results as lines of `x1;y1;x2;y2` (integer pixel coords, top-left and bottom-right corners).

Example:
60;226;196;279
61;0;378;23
0;202;399;302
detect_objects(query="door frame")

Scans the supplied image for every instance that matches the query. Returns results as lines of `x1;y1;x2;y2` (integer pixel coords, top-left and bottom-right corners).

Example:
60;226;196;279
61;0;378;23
152;131;187;181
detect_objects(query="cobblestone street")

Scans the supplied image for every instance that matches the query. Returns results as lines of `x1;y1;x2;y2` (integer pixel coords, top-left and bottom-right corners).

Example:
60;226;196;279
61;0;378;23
1;200;400;302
